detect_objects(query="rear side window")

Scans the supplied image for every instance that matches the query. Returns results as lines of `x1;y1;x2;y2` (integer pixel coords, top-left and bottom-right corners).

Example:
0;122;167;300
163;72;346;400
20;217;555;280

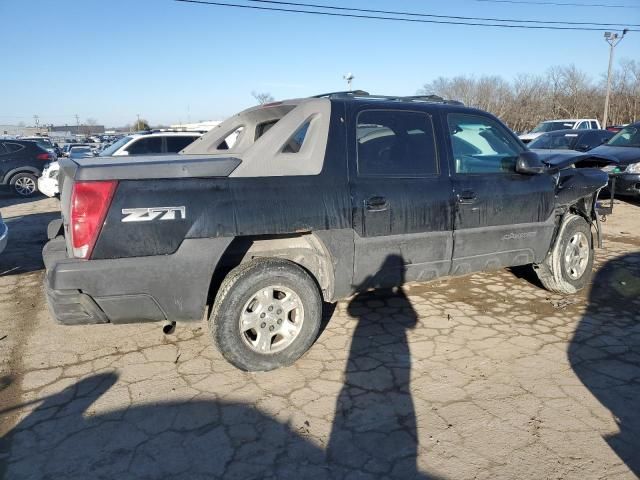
125;137;163;155
0;143;7;155
4;143;25;153
590;121;599;129
356;110;438;176
166;136;198;153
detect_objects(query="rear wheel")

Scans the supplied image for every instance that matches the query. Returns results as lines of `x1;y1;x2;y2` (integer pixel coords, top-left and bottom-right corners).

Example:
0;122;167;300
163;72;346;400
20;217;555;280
209;258;322;371
10;172;38;197
534;214;594;294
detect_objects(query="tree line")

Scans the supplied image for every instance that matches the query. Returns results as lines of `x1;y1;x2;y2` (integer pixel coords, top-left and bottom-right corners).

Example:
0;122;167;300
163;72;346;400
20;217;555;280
418;59;640;132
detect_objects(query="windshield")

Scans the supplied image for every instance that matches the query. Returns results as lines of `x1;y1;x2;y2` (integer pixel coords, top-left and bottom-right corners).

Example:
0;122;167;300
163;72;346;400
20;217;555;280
607;125;640;147
100;136;131;156
528;132;577;150
530;121;575;133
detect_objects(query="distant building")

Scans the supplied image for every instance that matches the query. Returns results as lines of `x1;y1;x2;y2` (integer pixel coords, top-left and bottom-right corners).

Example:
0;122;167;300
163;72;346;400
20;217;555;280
169;121;222;132
0;125;41;137
50;124;105;135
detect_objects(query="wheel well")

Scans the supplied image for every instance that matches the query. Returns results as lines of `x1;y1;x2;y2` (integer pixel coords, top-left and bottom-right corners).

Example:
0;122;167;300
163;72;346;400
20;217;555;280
207;234;335;307
5;168;39;185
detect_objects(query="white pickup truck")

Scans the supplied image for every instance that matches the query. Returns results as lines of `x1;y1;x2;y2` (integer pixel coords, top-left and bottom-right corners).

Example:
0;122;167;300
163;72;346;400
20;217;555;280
519;119;602;143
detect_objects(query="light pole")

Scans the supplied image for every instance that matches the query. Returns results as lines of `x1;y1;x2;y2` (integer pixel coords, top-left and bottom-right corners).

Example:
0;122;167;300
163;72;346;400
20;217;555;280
602;29;628;129
343;73;354;91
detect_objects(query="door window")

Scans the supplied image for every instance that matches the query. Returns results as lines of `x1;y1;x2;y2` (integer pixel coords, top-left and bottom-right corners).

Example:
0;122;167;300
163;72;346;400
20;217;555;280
0;143;7;155
4;143;25;153
576;121;590;130
356;110;438;176
124;137;163;155
166;135;199;153
448;114;522;174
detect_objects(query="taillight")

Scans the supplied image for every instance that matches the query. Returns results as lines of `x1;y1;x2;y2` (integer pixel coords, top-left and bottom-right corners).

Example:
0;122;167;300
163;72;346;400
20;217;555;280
70;181;117;259
36;153;51;161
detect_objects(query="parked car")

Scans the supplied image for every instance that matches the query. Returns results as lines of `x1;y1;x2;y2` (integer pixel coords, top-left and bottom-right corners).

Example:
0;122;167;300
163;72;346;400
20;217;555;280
589;121;640;197
61;143;93;157
43;91;608;371
606;124;626;133
69;146;95;159
528;129;614;153
38;161;60;198
0;139;54;196
0;212;7;255
519;119;602;143
99;131;202;156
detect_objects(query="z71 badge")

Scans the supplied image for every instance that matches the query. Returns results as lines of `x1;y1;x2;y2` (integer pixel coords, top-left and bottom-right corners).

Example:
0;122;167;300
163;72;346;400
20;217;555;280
121;206;186;222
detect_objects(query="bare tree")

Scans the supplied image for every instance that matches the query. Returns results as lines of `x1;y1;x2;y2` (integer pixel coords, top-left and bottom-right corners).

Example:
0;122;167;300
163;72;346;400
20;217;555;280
251;91;275;104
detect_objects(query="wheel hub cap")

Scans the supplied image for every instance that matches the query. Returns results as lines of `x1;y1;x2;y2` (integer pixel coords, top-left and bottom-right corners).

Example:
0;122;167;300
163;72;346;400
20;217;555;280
564;232;589;280
239;286;304;354
15;177;36;196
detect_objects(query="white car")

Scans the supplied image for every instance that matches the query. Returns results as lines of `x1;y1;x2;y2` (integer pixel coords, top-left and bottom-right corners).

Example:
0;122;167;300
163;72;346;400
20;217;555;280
99;131;202;156
38;161;60;197
519;119;602;144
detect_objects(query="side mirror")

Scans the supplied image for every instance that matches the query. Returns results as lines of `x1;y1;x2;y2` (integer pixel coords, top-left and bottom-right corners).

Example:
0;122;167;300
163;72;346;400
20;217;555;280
516;151;545;175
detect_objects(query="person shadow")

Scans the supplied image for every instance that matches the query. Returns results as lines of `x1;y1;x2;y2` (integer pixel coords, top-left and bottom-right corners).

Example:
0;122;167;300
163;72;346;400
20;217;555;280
0;255;440;479
568;251;640;476
327;254;426;478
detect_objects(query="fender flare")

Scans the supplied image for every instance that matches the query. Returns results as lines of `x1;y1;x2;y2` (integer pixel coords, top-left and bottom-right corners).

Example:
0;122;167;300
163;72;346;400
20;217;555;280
3;166;41;185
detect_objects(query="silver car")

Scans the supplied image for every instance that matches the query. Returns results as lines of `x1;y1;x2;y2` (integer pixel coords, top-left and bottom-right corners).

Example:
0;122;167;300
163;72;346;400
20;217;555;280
0;212;8;254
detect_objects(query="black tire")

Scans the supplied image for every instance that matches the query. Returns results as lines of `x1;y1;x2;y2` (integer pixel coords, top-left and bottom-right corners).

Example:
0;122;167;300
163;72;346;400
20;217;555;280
534;214;594;294
10;172;38;197
209;258;322;371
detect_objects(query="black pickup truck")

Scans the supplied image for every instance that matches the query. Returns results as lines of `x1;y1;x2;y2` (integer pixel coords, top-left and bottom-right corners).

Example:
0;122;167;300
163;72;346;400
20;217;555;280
43;91;610;371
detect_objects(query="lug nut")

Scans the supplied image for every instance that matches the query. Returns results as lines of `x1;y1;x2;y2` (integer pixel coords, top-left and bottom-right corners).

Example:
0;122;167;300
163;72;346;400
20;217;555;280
269;325;275;331
277;319;282;324
260;322;266;328
276;309;282;314
260;313;266;318
268;306;274;312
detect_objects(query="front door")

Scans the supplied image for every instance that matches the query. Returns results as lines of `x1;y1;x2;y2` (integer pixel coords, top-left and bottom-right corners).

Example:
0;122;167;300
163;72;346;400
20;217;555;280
445;112;556;275
349;106;454;291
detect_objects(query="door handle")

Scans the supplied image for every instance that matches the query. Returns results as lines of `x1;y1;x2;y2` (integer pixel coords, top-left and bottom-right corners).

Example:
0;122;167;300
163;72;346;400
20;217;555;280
365;196;388;211
457;191;477;204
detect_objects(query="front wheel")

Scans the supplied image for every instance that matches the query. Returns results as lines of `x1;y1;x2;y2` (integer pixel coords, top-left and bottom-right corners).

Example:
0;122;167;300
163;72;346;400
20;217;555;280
209;258;322;371
534;214;594;294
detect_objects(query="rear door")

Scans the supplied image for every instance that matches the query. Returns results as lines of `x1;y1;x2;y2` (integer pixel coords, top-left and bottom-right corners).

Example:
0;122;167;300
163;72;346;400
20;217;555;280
349;105;454;290
445;112;556;275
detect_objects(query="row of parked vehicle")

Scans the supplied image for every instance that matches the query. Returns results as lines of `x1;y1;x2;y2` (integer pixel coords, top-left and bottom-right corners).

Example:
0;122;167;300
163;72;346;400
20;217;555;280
0;131;203;197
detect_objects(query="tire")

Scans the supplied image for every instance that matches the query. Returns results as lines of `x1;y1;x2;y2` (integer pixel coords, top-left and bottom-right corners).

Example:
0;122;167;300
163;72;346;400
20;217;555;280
534;214;594;294
209;258;322;371
10;172;38;197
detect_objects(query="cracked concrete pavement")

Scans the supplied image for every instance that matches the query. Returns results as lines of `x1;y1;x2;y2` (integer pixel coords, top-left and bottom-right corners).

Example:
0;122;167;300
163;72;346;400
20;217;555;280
0;195;639;479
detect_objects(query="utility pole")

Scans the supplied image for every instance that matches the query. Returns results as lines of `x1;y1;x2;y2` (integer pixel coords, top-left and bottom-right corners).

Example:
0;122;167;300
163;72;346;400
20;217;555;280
74;114;80;137
602;29;628;129
33;115;40;134
136;113;141;130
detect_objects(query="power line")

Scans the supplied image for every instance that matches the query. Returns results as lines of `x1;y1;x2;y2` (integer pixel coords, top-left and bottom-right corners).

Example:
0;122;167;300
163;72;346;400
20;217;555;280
474;0;639;8
174;0;637;31
243;0;639;27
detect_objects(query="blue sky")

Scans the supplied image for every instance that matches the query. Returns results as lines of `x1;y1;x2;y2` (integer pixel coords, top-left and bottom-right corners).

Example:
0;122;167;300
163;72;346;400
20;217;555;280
1;0;638;127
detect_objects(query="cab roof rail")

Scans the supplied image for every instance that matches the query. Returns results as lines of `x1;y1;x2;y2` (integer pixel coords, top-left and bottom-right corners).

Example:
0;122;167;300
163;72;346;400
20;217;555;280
311;90;464;105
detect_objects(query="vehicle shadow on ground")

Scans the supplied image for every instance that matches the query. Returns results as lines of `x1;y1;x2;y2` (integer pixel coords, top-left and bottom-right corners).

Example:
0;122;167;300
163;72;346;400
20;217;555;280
0;191;45;208
0;255;442;479
569;252;640;476
0;211;59;276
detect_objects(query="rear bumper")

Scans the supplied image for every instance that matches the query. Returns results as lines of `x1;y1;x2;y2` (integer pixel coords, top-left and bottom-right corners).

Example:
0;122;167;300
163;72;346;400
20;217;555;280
43;232;232;325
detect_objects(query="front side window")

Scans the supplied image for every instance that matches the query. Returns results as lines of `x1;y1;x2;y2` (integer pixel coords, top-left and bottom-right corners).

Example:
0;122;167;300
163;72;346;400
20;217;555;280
101;136;131;156
448;113;522;174
577;121;590;130
590;121;599;129
356;110;438;176
125;137;163;155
